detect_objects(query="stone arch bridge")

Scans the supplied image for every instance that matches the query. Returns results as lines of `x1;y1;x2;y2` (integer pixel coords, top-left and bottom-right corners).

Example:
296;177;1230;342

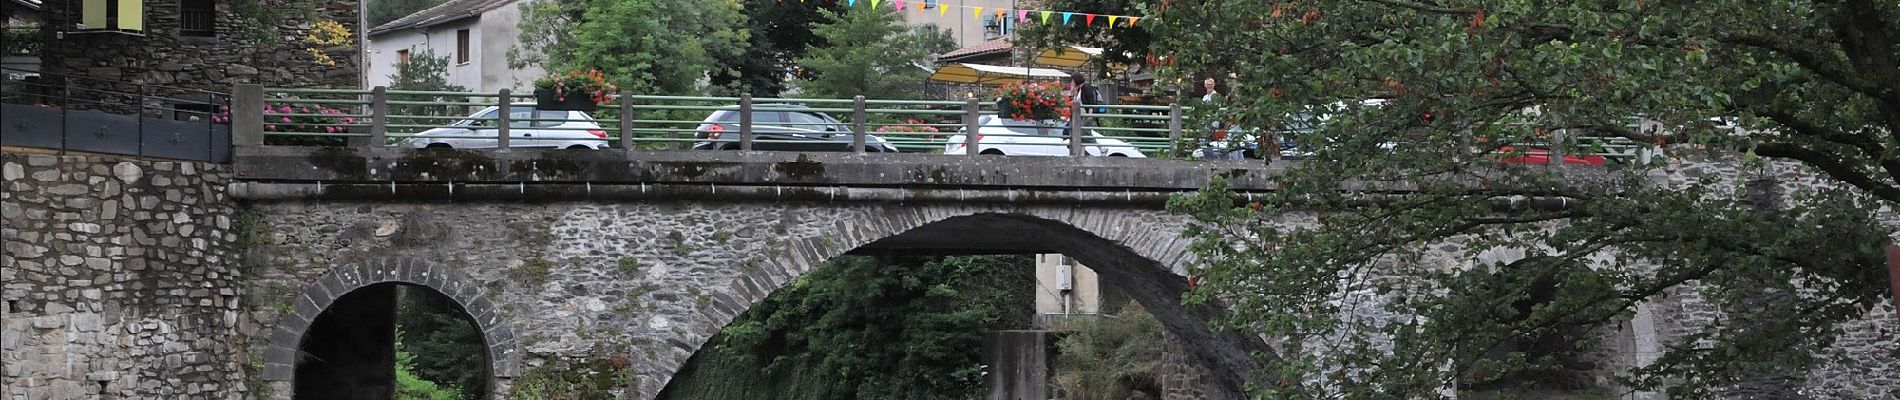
228;148;1305;399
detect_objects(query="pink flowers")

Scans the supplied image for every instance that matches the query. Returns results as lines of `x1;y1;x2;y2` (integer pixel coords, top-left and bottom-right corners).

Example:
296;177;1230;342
209;102;359;134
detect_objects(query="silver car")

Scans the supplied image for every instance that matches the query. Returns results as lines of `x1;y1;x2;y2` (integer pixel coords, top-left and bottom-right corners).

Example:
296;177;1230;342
395;104;610;149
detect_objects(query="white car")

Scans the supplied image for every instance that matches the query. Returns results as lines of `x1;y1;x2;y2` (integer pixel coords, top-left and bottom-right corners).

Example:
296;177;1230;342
395;104;610;149
942;115;1147;157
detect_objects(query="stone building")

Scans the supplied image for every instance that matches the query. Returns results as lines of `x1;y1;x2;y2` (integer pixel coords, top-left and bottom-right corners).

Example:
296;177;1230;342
365;0;543;93
27;0;363;111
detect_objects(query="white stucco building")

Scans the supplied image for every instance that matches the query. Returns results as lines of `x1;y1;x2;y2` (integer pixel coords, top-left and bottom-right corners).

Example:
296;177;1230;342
897;0;1022;49
365;0;543;92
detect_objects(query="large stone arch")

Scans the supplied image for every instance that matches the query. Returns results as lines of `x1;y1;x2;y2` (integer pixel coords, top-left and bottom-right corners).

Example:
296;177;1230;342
633;205;1265;400
261;257;522;384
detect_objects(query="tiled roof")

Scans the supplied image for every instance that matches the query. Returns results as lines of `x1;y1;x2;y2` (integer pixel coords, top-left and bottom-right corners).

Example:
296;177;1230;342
368;0;519;36
936;37;1012;62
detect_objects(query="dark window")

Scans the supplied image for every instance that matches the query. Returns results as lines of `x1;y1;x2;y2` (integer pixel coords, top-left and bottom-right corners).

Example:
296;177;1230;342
179;0;215;36
397;49;410;64
455;29;470;64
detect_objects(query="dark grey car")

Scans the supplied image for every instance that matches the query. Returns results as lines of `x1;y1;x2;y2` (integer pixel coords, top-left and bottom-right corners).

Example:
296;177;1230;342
691;104;900;152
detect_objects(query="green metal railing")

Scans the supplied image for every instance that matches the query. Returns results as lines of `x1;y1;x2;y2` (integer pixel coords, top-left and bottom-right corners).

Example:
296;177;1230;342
232;85;1656;164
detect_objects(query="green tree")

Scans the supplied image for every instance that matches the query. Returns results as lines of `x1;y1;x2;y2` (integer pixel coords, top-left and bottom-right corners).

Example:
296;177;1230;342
793;7;951;99
395;287;486;400
1051;303;1167;400
367;0;449;27
1145;1;1899;399
510;0;747;96
707;0;848;96
385;49;469;127
394;329;468;400
656;255;1036;400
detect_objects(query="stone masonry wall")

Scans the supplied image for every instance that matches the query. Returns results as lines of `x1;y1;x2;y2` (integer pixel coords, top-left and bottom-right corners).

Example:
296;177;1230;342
1;152;246;399
33;0;361;112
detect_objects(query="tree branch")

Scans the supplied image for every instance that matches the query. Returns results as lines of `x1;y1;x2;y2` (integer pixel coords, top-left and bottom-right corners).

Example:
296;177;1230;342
1753;142;1900;203
1718;32;1900;107
1358;0;1481;15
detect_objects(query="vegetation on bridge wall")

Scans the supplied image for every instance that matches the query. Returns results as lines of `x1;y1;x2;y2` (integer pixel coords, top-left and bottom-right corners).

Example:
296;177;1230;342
654;255;1036;400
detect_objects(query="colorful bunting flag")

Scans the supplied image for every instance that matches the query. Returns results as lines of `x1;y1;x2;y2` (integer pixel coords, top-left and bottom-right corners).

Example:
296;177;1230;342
820;0;1146;31
1017;9;1029;23
1062;12;1073;25
870;0;878;9
1128;16;1139;26
893;0;902;11
1040;10;1052;24
1085;13;1095;26
938;2;946;15
1107;15;1118;26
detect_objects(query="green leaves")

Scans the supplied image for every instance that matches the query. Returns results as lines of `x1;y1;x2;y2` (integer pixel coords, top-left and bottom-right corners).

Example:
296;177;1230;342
794;7;950;99
1151;0;1899;398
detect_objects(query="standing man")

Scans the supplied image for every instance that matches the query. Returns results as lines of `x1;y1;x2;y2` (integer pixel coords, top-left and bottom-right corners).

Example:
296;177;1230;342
1072;73;1104;107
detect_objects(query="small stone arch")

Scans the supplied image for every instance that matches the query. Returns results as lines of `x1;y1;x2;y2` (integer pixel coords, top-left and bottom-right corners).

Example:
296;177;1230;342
261;257;521;381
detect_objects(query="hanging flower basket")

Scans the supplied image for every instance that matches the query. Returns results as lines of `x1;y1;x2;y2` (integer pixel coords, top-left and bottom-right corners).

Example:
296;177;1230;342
993;81;1074;122
532;69;616;111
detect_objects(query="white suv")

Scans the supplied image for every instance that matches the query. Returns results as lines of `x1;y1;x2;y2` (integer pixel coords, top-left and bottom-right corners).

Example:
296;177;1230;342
395;104;610;149
942;116;1147;157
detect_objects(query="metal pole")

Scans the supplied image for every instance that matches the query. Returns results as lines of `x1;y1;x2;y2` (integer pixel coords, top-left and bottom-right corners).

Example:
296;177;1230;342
231;84;265;148
496;89;511;149
618;89;634;150
964;98;980;158
739;93;753;151
136;84;146;158
59;80;69;154
852;95;867;153
1166;102;1183;158
369;86;388;149
1068;101;1085;156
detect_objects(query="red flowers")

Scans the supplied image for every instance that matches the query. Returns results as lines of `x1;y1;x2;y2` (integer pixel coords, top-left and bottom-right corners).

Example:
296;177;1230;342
992;81;1076;121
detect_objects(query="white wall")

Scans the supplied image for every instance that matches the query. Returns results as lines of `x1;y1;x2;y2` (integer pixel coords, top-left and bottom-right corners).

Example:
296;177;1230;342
1034;254;1103;315
365;5;542;94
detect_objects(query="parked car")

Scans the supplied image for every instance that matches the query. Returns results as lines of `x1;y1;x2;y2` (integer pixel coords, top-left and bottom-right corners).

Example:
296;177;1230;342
691;104;900;152
395;104;609;149
941;115;1148;157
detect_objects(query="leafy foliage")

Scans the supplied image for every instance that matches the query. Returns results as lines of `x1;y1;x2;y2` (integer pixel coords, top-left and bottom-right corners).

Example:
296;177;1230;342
386;49;471;127
394;330;468;400
2;25;39;56
707;0;848;95
1144;0;1900;398
1050;303;1167;400
395;287;487;400
656;255;1035;400
511;0;747;96
533;69;619;104
793;7;953;99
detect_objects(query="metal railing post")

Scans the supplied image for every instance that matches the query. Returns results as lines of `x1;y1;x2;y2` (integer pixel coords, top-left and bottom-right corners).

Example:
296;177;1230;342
618;89;634;150
1166;102;1183;158
232;84;265;148
496;89;511;149
369;86;388;149
1068;102;1085;156
964;98;980;158
852;95;867;153
739;93;753;151
136;84;146;158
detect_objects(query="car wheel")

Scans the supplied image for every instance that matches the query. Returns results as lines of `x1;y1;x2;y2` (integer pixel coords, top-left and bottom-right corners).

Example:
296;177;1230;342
1108;153;1128;157
425;143;452;149
979;149;1004;155
720;144;740;151
566;145;592;150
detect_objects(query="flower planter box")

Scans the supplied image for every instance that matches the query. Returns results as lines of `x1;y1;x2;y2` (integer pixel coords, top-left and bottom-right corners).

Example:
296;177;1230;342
533;88;598;112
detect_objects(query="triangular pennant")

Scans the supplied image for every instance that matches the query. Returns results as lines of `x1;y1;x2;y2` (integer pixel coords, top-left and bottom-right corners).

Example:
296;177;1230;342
1086;13;1096;26
870;0;878;8
1062;12;1073;25
916;1;924;12
847;0;854;6
893;0;902;11
1040;10;1052;24
1107;15;1118;26
1017;9;1029;23
1128;16;1139;26
972;6;982;18
938;2;946;15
